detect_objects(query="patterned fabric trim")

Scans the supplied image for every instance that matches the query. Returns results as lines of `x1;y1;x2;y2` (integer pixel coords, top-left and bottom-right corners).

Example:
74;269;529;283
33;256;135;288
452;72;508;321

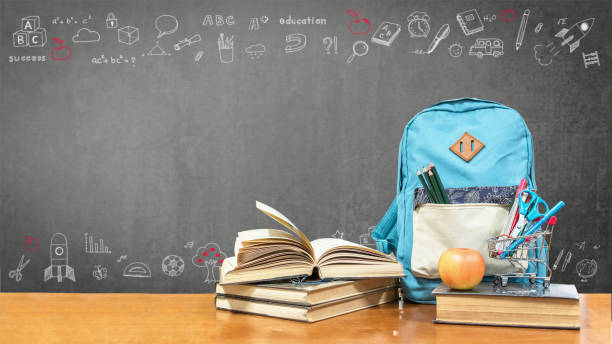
414;185;518;208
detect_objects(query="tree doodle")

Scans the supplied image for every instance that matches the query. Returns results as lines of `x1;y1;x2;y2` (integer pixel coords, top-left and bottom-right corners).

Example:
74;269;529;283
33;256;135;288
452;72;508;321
192;243;226;283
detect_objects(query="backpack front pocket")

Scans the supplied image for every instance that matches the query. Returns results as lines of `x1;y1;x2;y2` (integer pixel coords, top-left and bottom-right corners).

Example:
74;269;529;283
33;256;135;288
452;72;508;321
410;203;526;279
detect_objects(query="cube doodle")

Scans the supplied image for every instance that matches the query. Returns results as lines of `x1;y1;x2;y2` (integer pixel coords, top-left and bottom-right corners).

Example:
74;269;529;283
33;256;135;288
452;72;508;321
21;16;40;32
28;29;47;47
13;15;47;48
118;26;139;45
13;31;29;47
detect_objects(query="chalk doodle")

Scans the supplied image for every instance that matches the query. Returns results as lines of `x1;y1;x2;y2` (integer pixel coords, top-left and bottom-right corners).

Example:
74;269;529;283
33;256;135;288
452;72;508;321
322;36;338;54
482;14;497;23
468;38;504;58
499;9;517;22
51;15;92;25
515;9;530;51
245;43;266;59
9;255;30;282
72;27;100;43
106;13;118;29
371;21;401;47
91;54;136;65
155;14;178;39
406;11;430;38
192;243;226;284
582;51;600;68
118;26;139;45
552;248;565;270
248;17;263;31
202;14;235;26
346;40;368;64
43;233;76;283
358;226;377;248
456;9;484;36
534;18;594;66
22;235;39;252
162;255;185;277
51;38;71;60
557;18;568;25
448;42;463;57
92;265;108;280
331;229;344;240
184;241;195;249
576;259;598;282
116;254;127;263
535;22;543;33
84;233;112;254
123;262;152;278
561;250;572;272
217;33;234;63
593;244;601;250
147;41;171;56
347;10;371;35
575;241;586;250
285;33;307;54
411;23;449;54
194;50;205;62
174;34;201;51
13;15;47;48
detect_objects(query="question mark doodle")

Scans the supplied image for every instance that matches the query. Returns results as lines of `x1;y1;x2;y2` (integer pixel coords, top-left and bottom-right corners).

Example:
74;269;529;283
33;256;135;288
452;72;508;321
322;36;338;54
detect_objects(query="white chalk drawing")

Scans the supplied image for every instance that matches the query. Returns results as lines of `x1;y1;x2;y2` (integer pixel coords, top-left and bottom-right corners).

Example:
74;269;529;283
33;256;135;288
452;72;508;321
557;18;568;25
582;51;600;68
533;43;555;66
174;34;201;51
162;255;185;277
245;43;266;59
72;27;100;43
406;11;430;38
118;26;139;45
322;36;338;54
192;243;227;283
482;14;497;23
359;226;377;248
194;50;205;62
260;16;269;24
249;17;260;31
331;229;344;240
155;14;178;39
184;241;195;248
561;251;572;272
468;38;504;58
552;248;565;270
411;23;449;54
285;33;307;54
9;255;30;282
456;9;484;36
92;265;108;280
371;21;401;47
346;40;369;64
116;254;127;263
448;42;463;57
84;233;112;254
576;259;598;282
123;262;152;278
202;15;235;26
217;33;234;63
535;22;543;33
13;15;47;48
106;13;118;29
515;9;530;51
535;18;595;67
147;41;170;56
575;241;586;250
593;244;601;250
44;233;76;283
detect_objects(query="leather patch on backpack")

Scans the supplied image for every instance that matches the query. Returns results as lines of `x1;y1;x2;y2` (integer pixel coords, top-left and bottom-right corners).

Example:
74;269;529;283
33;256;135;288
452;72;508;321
450;132;485;162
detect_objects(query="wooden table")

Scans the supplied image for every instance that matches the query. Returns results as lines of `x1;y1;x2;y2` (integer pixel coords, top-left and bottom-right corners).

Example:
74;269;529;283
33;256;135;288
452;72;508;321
1;293;609;343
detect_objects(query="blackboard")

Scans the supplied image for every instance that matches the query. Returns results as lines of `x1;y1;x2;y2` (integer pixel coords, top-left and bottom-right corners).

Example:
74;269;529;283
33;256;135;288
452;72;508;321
1;0;610;293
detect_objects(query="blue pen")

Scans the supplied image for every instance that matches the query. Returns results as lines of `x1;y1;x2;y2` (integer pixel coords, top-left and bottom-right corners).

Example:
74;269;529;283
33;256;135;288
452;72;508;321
501;201;565;258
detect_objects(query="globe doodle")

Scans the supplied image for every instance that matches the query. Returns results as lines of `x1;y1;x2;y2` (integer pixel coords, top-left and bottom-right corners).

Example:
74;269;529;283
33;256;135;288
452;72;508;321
576;258;597;282
162;255;185;277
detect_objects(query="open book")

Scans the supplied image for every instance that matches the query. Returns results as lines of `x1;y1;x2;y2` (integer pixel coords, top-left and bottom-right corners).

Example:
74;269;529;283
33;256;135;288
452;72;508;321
220;201;404;284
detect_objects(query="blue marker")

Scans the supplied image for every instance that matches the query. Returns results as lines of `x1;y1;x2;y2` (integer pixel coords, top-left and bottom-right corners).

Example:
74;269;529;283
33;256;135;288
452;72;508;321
501;201;565;258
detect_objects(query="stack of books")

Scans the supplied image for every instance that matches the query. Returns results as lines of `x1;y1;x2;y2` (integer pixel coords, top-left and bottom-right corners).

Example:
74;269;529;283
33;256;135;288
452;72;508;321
215;201;405;322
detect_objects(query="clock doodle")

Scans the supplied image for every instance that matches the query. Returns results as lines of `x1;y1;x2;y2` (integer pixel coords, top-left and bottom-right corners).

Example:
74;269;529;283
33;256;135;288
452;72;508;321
406;11;430;38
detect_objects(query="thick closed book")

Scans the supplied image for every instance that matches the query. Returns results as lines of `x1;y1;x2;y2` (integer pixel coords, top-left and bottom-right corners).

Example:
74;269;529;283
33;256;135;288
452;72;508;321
215;286;398;322
433;282;580;329
220;201;404;284
216;278;398;306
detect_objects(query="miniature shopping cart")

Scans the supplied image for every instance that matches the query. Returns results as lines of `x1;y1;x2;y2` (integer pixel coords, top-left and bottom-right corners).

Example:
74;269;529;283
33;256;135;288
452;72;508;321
487;227;555;289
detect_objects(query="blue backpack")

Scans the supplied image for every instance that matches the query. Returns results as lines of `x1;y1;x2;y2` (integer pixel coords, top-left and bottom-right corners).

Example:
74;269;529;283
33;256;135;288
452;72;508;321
372;98;537;304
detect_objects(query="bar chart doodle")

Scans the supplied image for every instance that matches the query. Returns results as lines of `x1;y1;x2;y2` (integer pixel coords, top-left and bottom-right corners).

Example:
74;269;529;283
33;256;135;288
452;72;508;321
84;233;112;254
582;51;600;68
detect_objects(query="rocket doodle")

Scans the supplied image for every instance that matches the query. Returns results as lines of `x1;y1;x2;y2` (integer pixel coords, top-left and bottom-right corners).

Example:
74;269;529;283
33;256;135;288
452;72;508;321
43;233;76;282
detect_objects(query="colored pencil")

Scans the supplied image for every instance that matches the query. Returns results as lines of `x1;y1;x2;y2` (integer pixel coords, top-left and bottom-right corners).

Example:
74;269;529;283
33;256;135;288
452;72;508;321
430;163;449;204
428;168;444;204
417;169;435;203
422;167;439;203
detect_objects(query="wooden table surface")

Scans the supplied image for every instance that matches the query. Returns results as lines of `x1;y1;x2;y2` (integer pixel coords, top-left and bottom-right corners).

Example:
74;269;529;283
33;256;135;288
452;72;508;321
1;293;609;344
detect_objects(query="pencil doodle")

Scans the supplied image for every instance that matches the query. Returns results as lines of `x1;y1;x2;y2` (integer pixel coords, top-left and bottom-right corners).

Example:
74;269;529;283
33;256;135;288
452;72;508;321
123;262;152;278
358;226;377;248
155;14;178;39
22;235;39;253
13;15;47;48
72;27;100;43
162;255;185;277
116;254;127;263
106;12;118;29
411;23;449;54
456;9;484;36
244;43;266;59
322;36;338;54
331;229;344;240
174;34;201;51
535;22;543;33
118;26;139;45
285;33;307;54
84;233;112;254
346;40;368;64
92;265;108;280
217;32;234;63
192;243;226;283
576;259;597;282
469;38;504;58
43;233;76;283
371;21;401;47
9;255;30;282
515;9;530;51
561;250;572;272
406;11;430;38
347;10;371;35
147;41;171;56
448;43;463;57
552;248;565;270
582;51;600;68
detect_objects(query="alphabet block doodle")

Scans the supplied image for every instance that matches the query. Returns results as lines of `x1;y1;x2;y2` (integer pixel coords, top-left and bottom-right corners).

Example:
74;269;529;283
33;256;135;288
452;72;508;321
28;29;47;47
21;16;40;32
13;31;29;47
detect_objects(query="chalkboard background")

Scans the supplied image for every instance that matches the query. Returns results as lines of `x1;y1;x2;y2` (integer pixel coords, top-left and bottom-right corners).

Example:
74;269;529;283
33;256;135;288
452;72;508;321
1;0;610;293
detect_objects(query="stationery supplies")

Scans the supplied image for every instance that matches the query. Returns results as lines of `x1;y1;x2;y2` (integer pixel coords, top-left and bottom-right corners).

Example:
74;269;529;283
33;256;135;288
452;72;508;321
509;190;549;237
515;9;530;50
498;179;528;244
429;163;450;203
433;282;580;329
416;163;449;204
417;169;436;203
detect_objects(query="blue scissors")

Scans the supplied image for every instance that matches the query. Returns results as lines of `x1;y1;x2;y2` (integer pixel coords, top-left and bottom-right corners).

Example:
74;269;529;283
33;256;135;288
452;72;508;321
509;190;549;237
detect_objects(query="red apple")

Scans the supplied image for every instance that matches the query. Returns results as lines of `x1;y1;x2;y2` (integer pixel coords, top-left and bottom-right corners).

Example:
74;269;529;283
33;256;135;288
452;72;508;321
349;18;371;35
438;248;485;290
51;38;71;61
